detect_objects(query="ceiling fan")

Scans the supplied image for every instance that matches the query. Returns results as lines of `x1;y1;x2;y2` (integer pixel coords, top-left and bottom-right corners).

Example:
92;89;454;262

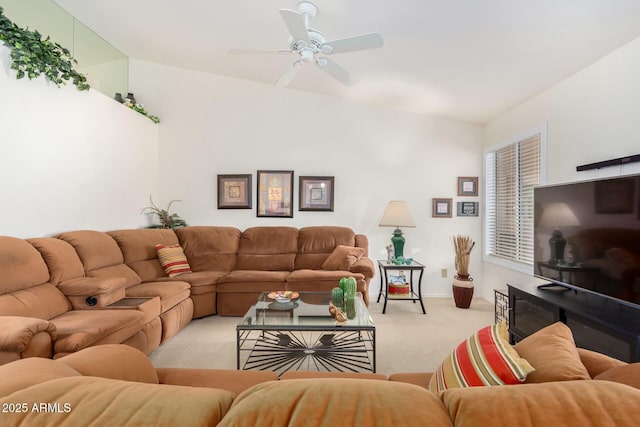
228;1;384;87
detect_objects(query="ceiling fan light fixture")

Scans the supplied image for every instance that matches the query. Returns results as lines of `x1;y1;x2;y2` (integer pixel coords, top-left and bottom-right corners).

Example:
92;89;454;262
316;57;328;67
300;50;314;62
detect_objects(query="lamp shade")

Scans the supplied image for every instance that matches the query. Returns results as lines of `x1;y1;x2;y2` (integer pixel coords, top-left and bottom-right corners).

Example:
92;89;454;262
539;203;580;228
379;201;416;228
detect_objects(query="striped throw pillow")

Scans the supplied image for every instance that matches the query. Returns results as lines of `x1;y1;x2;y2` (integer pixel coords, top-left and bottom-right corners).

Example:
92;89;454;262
428;322;534;393
156;244;192;277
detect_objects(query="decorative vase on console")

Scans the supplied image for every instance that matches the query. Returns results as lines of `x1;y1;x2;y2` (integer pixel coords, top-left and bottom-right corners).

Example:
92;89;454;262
452;235;475;309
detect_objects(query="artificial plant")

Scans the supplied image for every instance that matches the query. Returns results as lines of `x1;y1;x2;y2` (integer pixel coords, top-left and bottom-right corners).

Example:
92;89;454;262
0;7;89;91
141;196;187;229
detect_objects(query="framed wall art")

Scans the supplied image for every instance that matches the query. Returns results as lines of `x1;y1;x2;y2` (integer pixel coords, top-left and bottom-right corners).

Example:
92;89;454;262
432;198;453;218
458;176;479;196
299;176;334;211
217;174;252;209
457;201;479;217
257;170;294;218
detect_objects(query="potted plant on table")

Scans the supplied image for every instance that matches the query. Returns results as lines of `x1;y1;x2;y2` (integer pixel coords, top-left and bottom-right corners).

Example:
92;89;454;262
452;235;475;308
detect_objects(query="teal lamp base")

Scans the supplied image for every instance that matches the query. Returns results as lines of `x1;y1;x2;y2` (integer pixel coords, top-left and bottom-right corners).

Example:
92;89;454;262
391;227;405;259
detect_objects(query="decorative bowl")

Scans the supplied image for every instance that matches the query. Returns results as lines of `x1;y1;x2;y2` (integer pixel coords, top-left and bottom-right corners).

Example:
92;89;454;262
268;291;299;303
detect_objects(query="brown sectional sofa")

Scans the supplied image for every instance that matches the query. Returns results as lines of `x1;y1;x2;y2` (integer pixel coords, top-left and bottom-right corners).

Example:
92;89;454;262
0;343;639;426
0;226;374;364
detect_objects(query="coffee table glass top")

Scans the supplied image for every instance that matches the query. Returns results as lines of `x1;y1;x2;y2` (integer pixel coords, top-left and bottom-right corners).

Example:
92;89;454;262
237;292;374;330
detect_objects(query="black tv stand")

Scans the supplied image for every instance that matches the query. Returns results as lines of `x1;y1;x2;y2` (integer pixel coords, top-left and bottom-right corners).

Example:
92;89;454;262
508;282;640;362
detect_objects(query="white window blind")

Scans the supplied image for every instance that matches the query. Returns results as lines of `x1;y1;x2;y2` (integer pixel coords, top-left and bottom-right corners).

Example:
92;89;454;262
485;133;542;266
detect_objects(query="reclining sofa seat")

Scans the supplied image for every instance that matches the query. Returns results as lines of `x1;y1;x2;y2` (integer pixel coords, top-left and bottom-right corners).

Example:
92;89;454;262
108;228;225;319
56;230;193;345
215;226;298;316
0;236;145;362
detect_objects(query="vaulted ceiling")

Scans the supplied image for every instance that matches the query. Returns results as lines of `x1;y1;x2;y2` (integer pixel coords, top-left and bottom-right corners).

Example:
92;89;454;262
53;0;640;124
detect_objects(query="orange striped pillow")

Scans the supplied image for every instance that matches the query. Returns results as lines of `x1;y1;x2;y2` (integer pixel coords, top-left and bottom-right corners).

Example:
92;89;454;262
156;244;192;277
428;322;534;393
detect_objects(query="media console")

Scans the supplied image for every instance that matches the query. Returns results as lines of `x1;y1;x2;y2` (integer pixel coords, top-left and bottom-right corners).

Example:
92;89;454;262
508;282;640;362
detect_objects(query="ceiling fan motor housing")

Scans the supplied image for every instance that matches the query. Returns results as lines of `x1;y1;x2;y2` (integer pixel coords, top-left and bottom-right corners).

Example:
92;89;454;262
289;29;326;60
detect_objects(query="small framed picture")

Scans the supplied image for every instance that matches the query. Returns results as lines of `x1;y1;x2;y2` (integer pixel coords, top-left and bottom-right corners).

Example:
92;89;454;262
432;198;453;218
458;176;479;196
457;201;479;217
257;170;294;218
217;174;252;209
299;176;334;211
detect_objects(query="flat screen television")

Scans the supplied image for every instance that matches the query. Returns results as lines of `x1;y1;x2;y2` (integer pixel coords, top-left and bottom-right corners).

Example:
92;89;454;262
533;173;640;307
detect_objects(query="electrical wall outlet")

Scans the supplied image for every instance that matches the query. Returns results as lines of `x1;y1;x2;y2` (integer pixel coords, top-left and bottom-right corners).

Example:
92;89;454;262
441;268;447;278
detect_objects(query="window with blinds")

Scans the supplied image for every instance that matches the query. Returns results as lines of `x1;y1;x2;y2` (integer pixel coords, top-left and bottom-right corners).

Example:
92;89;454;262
485;130;543;268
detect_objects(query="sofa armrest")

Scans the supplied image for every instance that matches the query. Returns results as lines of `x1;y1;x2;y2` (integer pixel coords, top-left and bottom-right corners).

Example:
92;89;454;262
57;277;127;309
577;347;627;378
350;257;375;278
0;316;56;354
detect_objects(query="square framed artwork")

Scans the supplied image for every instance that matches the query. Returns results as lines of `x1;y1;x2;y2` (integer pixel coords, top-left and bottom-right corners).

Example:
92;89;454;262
217;174;252;209
299;176;334;211
595;178;635;214
458;176;479;196
257;170;294;218
457;201;479;217
432;198;453;218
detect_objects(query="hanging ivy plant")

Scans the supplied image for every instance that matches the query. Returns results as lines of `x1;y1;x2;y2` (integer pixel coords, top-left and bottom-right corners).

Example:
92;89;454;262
0;7;89;91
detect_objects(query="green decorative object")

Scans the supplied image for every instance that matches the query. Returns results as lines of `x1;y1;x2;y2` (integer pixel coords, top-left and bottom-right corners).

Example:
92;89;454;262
331;287;344;305
0;7;90;91
344;277;357;300
345;298;356;320
339;277;348;293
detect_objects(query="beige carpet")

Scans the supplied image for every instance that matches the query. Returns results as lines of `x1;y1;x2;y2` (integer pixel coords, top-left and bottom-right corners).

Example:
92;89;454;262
149;297;495;376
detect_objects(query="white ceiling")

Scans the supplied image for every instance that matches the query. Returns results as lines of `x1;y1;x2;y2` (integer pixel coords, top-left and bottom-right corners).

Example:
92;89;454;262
53;0;640;124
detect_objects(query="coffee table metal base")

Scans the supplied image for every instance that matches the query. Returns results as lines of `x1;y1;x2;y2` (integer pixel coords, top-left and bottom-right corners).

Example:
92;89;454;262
237;328;376;375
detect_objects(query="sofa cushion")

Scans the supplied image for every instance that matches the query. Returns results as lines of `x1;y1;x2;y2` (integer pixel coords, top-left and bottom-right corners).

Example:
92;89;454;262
0;236;50;293
594;363;640;390
577;347;627;378
156;244;192;277
295;226;358;270
429;322;534;393
440;379;640;427
321;245;365;270
175;226;241;272
126;281;191;313
218;379;452;427
235;227;298;271
51;310;144;355
108;228;180;281
0;376;235;427
0;283;72;320
0;357;81;398
217;271;289;293
514;321;591;383
56;231;142;287
28;237;86;285
58;344;159;384
156;368;278;396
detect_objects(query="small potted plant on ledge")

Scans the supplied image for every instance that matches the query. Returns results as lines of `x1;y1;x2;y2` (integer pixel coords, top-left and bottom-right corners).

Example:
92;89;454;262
141;196;187;229
452;235;475;308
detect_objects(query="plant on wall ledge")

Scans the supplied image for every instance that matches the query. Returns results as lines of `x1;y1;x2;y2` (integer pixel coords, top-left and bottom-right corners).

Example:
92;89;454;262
0;7;89;91
123;98;160;124
141;196;187;229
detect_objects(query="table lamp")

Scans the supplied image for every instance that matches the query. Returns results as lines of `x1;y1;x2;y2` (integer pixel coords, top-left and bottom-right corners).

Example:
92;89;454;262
539;202;580;265
379;201;416;259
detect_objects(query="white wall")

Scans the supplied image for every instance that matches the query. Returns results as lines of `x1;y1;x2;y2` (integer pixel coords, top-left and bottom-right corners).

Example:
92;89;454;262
129;60;484;298
0;45;159;238
482;36;640;299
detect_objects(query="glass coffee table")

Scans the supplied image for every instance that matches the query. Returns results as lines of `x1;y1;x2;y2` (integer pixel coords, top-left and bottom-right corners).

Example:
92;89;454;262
237;292;376;375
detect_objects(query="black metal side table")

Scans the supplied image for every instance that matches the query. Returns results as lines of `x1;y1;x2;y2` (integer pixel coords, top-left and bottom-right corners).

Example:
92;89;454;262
376;260;426;314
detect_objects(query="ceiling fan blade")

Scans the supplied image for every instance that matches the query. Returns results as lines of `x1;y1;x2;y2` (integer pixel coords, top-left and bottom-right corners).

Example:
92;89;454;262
321;32;384;54
279;9;309;43
316;57;351;85
276;61;304;87
227;48;292;55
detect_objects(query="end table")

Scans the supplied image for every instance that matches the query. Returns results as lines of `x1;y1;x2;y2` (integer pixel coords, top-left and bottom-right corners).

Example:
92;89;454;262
376;260;426;314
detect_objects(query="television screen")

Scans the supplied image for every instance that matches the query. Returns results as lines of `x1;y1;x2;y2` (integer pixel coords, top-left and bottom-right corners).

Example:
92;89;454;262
534;174;640;307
